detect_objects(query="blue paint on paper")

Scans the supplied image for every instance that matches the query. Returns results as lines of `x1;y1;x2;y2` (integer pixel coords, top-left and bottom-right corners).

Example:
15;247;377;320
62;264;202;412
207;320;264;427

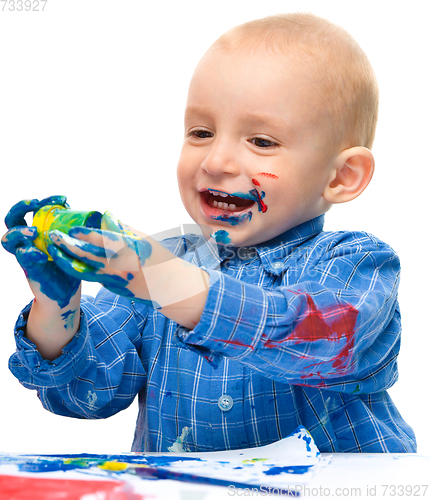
264;465;312;475
302;434;312;453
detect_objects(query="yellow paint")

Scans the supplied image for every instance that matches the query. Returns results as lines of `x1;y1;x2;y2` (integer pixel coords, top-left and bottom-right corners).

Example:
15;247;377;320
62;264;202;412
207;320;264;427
33;205;66;257
98;461;129;471
242;458;268;464
71;259;90;273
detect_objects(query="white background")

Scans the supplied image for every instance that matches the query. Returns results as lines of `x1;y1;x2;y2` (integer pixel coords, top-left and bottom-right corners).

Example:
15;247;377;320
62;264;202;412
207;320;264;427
0;0;428;455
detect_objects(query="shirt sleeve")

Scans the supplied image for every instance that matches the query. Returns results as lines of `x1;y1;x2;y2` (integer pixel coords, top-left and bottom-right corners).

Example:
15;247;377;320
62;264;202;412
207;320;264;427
9;289;149;419
176;232;402;394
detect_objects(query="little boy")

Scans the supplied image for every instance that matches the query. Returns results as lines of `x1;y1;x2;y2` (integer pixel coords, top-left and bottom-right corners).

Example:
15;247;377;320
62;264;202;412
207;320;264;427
2;13;416;453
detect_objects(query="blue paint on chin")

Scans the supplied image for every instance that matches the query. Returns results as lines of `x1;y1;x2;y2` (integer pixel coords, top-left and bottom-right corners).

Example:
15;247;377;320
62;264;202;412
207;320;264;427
210;212;252;226
211;230;231;244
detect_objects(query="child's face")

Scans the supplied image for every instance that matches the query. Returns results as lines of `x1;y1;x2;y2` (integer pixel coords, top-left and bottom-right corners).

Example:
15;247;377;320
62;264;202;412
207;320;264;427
177;47;336;247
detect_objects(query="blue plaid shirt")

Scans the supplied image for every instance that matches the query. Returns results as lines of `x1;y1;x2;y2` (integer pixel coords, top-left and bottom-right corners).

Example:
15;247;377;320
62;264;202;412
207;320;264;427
9;215;417;453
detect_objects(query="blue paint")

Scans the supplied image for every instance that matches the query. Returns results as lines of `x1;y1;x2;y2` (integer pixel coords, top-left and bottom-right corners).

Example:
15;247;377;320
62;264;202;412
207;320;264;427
210;211;252;226
4;195;69;229
69;226;120;241
2;226;37;254
48;244;160;310
135;466;298;494
19;453;201;467
61;309;77;330
18;246;80;309
3;453;300;496
264;465;312;475
248;188;267;212
19;461;81;473
51;230;111;259
212;230;231;244
2;196;80;309
68;227;152;267
302;434;312;453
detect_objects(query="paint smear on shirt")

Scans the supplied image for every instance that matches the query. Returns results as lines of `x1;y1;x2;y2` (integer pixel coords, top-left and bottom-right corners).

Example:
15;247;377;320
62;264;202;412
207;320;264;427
168;426;191;452
265;294;358;372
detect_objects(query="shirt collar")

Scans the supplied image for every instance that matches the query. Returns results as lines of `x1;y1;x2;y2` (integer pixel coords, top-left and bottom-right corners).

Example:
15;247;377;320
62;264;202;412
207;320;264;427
255;214;325;275
188;214;325;274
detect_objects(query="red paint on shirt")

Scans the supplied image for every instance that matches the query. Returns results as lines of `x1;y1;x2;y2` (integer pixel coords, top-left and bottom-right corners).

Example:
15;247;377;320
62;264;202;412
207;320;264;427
256;172;279;179
216;338;254;350
0;475;148;500
251;178;261;186
264;294;358;372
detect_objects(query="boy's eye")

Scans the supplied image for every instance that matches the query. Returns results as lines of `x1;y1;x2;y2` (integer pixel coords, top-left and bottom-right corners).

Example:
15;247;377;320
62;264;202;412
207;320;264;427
190;129;213;139
250;137;278;148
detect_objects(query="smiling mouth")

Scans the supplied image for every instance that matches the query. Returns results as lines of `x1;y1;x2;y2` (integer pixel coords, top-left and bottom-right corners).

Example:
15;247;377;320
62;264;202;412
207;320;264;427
201;190;255;213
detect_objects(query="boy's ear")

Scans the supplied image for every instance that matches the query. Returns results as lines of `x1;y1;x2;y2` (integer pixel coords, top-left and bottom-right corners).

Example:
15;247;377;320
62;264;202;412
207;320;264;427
323;147;375;204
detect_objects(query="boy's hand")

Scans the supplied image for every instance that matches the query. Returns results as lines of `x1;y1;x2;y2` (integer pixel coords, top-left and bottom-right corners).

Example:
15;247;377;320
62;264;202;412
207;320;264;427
4;195;69;229
2;196;81;309
46;215;155;305
47;214;210;328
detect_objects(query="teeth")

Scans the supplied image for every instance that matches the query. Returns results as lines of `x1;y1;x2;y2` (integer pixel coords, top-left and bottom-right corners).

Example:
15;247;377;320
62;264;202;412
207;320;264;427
208;190;231;198
213;200;238;210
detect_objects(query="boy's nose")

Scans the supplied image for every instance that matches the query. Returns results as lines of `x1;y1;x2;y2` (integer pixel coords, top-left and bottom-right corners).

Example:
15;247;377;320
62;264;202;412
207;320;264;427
200;139;240;176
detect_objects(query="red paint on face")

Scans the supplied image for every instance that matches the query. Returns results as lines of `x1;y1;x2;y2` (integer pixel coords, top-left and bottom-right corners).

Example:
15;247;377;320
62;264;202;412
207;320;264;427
0;475;148;500
264;294;358;372
256;172;279;179
251;178;261;186
252;189;268;213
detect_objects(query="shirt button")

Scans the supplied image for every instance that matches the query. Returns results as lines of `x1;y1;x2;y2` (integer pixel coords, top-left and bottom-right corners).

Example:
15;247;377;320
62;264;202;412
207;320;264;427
218;394;234;411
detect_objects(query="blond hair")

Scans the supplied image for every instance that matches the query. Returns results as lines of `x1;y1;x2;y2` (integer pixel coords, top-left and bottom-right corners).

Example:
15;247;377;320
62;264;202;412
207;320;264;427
210;13;379;154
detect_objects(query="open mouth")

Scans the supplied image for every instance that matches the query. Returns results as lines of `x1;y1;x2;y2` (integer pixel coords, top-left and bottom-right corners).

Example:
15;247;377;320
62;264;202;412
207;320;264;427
201;189;255;213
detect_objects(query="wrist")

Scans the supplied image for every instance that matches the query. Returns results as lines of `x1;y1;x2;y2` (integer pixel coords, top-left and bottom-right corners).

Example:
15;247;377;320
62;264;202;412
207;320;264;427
26;285;82;360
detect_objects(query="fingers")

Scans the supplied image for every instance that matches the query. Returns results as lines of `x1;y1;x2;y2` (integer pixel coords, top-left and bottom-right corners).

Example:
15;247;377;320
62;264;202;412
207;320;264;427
1;226;38;255
69;226;152;267
100;211;123;234
48;245;101;282
5;199;40;229
15;245;49;272
4;196;68;229
49;244;132;296
38;195;68;209
50;230;110;259
48;233;107;273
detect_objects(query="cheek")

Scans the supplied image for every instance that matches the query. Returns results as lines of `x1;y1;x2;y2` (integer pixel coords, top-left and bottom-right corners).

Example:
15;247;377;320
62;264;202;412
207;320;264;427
177;146;200;180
